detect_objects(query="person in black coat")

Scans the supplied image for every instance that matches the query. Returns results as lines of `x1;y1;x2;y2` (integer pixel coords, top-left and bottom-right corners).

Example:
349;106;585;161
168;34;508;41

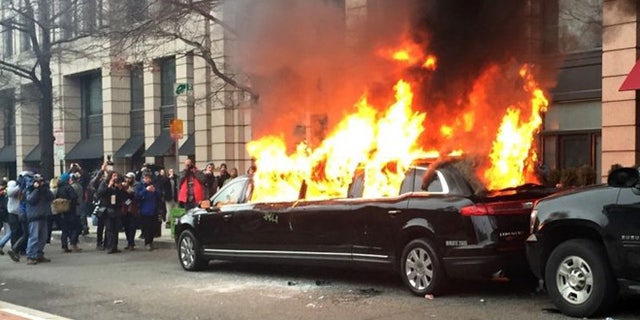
96;171;127;254
56;173;80;253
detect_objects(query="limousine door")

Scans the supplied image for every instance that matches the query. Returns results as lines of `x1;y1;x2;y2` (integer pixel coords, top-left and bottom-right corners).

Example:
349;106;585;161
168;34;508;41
289;200;358;263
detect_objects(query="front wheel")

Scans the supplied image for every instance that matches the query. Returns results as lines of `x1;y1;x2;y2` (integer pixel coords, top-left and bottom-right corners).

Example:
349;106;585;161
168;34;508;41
400;238;446;296
178;229;208;271
545;239;618;318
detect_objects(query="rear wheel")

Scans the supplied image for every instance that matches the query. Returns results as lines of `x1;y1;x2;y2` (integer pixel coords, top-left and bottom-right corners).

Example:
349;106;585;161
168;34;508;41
400;238;446;296
178;230;208;271
545;239;617;317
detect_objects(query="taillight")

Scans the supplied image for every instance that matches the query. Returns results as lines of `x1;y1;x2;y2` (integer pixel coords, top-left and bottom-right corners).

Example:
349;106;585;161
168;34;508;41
460;200;534;216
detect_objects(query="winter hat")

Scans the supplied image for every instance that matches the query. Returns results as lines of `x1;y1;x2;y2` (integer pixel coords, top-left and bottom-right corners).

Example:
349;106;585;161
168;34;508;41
59;172;70;183
125;172;136;179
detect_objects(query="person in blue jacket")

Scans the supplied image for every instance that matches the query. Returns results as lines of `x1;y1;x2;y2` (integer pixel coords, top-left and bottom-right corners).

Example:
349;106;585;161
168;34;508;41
135;171;161;251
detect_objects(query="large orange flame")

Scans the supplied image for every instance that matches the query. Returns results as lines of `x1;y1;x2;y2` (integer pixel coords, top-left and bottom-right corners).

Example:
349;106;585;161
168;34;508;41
247;40;549;203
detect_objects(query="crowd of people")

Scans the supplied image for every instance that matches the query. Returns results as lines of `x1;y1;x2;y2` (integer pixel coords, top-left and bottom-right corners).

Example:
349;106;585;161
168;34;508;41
0;159;242;265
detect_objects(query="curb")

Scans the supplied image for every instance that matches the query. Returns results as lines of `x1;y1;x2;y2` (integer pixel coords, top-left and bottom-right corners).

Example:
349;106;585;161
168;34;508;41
51;230;176;250
0;300;73;320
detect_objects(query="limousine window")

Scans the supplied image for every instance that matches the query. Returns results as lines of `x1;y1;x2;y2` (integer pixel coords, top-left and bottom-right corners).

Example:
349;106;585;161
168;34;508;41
213;179;245;206
414;168;444;193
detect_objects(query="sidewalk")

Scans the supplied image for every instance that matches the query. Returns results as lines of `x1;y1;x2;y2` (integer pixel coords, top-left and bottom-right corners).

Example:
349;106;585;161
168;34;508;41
0;300;72;320
51;218;176;250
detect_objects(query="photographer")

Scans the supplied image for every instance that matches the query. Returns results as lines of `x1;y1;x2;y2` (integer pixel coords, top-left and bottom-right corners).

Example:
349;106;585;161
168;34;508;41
96;171;126;254
177;159;205;210
25;174;53;265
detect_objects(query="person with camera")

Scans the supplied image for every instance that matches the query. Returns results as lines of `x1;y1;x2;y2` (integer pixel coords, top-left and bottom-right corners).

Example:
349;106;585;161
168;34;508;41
25;174;54;265
135;171;161;251
121;172;139;250
178;159;205;210
89;162;109;249
56;173;81;253
96;171;126;254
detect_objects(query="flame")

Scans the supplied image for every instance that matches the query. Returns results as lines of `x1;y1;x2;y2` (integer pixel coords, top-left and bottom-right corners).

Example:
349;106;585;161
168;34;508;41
423;55;437;70
248;39;550;203
392;50;411;61
483;65;549;189
249;80;438;202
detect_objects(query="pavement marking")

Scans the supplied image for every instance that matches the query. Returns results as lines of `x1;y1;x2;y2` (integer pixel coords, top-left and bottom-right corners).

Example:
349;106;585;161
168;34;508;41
0;301;72;320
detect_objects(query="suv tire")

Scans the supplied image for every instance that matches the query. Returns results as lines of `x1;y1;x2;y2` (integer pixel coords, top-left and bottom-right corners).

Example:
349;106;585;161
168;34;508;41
545;239;617;317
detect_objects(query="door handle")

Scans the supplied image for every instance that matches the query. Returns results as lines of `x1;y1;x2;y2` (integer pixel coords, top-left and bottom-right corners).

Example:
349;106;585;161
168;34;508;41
223;214;232;221
388;210;401;217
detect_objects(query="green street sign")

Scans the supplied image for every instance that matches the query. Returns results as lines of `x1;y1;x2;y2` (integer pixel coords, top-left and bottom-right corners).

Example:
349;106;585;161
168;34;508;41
175;83;193;95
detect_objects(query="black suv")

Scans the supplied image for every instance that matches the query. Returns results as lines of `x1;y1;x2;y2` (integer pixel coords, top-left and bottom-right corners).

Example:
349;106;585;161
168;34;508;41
526;167;640;317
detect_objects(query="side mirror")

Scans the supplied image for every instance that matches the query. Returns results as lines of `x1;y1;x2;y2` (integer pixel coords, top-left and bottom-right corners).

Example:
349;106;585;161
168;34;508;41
607;168;640;188
199;200;211;210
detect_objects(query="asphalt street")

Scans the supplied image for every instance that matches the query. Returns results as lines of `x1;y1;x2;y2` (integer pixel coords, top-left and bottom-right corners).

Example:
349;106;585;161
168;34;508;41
0;236;639;320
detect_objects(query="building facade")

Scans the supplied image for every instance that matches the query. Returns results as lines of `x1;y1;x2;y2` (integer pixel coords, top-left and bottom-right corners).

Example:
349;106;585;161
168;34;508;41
0;0;254;177
0;0;635;183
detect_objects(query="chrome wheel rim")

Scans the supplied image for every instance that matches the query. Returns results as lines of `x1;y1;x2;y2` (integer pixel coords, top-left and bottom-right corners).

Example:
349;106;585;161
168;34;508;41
180;236;195;268
555;255;593;305
405;247;433;291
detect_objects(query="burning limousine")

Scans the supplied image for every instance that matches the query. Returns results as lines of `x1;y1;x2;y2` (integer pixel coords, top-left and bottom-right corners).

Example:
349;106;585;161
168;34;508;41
174;159;556;296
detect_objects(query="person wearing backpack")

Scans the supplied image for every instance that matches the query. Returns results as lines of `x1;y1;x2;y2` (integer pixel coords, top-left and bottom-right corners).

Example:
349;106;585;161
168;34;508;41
56;173;81;253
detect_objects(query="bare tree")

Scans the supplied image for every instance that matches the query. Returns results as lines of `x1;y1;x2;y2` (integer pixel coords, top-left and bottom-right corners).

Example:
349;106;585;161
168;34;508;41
108;0;258;103
0;0;105;178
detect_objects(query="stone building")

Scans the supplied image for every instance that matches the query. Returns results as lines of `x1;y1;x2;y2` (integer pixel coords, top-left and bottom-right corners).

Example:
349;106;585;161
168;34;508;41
0;0;634;183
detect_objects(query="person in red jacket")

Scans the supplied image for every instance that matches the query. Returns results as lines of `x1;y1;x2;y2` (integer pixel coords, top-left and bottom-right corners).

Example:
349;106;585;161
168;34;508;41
178;159;205;210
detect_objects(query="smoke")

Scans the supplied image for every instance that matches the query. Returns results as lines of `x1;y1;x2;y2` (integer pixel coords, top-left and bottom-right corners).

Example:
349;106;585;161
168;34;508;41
410;0;528;104
230;0;554;154
230;0;414;146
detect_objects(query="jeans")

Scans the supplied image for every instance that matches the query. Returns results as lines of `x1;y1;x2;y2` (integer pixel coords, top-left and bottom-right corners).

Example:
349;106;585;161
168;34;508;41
60;212;81;248
104;216;121;252
26;218;48;259
141;215;157;246
10;214;28;254
122;213;137;247
47;214;61;244
95;215;105;247
0;222;10;248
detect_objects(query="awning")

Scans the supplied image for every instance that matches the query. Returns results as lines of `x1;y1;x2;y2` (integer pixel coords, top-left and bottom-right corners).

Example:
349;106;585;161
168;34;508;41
144;130;174;157
114;135;144;158
24;144;41;162
0;144;16;162
179;134;194;155
620;59;640;91
66;136;104;160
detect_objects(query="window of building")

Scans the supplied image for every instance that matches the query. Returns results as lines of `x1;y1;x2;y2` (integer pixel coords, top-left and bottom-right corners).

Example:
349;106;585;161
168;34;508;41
81;72;103;138
130;64;144;136
160;57;175;129
542;0;602;53
542;100;602;178
0;93;15;146
2;21;13;58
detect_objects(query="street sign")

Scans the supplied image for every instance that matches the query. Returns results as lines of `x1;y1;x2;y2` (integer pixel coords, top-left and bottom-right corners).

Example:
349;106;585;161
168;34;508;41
53;128;64;146
54;145;65;160
170;118;184;140
175;83;193;95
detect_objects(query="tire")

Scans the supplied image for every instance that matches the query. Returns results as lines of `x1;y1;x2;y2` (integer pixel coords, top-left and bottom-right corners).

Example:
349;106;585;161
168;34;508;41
400;238;446;296
544;239;618;318
177;229;208;271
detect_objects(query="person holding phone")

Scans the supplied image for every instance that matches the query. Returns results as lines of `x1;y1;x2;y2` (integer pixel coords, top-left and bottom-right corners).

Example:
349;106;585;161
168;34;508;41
96;171;126;254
